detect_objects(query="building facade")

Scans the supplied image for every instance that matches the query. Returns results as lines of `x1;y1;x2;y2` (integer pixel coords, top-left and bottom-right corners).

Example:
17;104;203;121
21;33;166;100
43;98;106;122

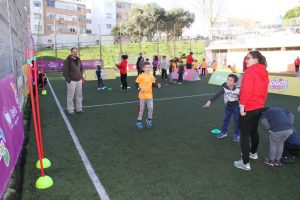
116;0;132;25
29;0;116;48
90;0;116;35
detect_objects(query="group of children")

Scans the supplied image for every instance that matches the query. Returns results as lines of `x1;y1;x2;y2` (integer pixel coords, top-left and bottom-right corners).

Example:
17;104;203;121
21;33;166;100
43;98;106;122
203;72;300;167
96;54;300;167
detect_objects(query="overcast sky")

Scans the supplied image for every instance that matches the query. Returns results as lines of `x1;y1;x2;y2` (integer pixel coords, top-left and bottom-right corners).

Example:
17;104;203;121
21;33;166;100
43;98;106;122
131;0;300;36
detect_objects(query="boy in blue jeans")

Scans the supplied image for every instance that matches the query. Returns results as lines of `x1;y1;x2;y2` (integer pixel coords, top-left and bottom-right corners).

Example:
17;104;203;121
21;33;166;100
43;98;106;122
203;74;240;142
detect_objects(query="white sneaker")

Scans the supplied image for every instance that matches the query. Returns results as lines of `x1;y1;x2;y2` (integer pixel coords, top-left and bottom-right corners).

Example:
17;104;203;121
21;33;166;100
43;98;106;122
240;152;258;160
234;159;251;170
250;152;258;160
97;88;101;90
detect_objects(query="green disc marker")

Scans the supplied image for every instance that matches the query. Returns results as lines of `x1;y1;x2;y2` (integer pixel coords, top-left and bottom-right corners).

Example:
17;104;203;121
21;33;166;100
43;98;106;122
41;90;47;95
211;129;221;134
36;175;53;189
36;158;52;169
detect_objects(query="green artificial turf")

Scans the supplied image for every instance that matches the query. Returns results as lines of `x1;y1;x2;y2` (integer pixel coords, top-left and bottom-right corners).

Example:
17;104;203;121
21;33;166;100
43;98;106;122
21;74;300;200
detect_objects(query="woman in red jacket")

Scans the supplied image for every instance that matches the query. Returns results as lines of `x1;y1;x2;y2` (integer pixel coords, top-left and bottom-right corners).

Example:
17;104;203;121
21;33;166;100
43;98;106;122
234;51;269;171
116;55;128;92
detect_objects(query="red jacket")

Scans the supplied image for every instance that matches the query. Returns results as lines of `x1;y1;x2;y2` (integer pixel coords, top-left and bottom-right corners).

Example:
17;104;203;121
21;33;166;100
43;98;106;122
240;63;269;111
186;55;194;64
294;58;300;65
116;59;127;74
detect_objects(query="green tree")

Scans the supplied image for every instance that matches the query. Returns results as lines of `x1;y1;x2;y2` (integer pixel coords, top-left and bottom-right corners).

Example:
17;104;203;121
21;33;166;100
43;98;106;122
111;3;195;41
283;6;300;19
164;8;195;40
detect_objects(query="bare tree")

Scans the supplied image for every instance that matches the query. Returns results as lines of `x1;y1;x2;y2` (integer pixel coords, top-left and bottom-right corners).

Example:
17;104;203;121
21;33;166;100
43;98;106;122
197;0;223;40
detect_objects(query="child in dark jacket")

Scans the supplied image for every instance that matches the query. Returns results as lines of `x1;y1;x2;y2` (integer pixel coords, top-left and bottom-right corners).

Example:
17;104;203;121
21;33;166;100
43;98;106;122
203;74;240;142
260;107;294;166
177;61;185;84
96;65;105;90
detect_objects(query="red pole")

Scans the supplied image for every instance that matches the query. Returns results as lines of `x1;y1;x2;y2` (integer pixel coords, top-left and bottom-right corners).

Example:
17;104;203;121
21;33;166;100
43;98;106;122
33;50;45;158
27;48;45;176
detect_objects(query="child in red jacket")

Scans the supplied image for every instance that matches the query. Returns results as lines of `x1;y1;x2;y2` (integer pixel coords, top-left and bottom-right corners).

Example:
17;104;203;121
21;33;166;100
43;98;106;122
116;55;128;92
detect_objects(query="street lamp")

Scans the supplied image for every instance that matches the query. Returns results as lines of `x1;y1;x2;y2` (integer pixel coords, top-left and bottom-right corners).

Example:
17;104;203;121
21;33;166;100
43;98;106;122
119;24;123;54
156;20;161;56
98;24;102;60
173;20;180;57
138;19;143;53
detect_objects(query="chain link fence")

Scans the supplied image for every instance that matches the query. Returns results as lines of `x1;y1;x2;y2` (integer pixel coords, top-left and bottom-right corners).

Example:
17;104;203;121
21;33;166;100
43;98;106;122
35;34;206;68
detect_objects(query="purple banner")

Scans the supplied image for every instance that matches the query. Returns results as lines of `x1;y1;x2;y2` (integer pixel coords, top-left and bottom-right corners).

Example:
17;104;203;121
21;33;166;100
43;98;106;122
0;75;24;198
37;59;104;71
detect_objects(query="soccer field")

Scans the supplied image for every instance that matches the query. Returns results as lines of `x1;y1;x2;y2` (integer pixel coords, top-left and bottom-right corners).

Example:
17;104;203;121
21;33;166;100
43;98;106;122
21;74;300;200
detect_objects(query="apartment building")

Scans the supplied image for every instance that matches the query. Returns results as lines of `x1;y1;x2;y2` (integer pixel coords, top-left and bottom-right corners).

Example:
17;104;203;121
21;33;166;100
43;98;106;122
90;0;116;35
116;0;132;25
30;0;116;36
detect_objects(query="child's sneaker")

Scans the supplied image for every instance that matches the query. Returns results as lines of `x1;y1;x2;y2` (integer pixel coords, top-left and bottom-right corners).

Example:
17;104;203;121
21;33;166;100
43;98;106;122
217;132;227;139
264;158;275;167
250;152;258;160
136;121;143;129
234;159;251;170
274;160;282;167
233;135;240;142
146;119;152;128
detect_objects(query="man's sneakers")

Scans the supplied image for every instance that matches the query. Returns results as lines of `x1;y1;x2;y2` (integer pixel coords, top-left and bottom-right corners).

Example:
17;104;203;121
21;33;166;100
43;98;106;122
234;159;251;170
146;119;153;128
136;119;153;129
217;132;227;139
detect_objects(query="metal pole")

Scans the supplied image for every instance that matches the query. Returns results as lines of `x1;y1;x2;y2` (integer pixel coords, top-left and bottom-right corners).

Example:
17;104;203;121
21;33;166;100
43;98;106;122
98;24;102;59
157;21;160;56
55;33;57;60
77;34;80;57
54;7;57;60
139;21;142;53
119;25;122;54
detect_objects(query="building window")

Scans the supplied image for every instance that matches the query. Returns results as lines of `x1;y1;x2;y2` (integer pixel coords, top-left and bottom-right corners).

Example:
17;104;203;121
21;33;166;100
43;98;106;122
77;4;86;11
46;13;55;19
117;13;122;19
106;24;112;29
86;29;92;34
78;16;86;22
47;24;54;31
70;28;76;33
106;13;112;19
33;1;41;7
46;0;55;7
34;25;42;32
86;9;91;13
55;2;77;10
86;19;92;24
34;13;41;19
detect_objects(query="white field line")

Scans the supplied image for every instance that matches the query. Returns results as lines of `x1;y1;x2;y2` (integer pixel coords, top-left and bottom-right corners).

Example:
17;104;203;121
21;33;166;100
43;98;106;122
62;93;216;110
48;80;110;200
